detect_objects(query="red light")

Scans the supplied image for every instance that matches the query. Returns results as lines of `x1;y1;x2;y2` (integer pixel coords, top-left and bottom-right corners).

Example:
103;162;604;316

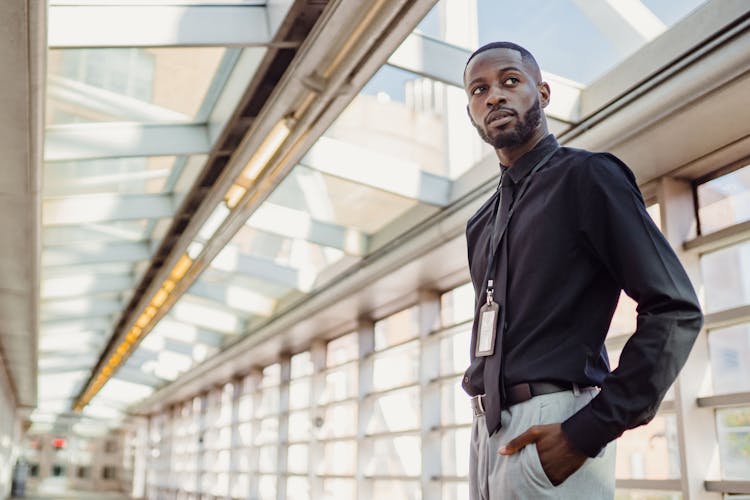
52;438;66;449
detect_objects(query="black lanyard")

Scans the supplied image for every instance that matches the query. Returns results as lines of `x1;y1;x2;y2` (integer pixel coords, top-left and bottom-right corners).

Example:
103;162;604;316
484;147;559;303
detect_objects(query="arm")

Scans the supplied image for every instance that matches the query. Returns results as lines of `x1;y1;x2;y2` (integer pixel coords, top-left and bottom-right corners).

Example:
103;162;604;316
560;153;703;458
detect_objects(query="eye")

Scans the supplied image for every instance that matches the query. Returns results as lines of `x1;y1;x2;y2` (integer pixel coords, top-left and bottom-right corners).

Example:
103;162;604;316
471;85;486;96
503;77;520;86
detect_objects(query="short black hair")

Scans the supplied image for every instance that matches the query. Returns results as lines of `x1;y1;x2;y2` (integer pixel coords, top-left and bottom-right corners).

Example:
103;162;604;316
464;41;541;80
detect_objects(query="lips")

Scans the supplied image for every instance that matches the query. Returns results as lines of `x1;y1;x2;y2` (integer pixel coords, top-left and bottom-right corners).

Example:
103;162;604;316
486;109;515;128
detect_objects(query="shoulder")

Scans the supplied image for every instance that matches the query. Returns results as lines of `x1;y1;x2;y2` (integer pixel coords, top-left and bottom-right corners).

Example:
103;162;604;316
554;148;637;190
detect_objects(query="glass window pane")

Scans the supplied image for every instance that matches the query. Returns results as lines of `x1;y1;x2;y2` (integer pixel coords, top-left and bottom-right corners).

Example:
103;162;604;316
327;332;359;366
441;282;475;327
615;413;680;479
372;341;420;391
475;0;706;85
443;482;471;500
440;327;470;376
364;435;421;477
289;378;311;410
442;428;471;477
317;401;357;439
267;165;419;234
332;64;488;180
371;479;421;500
48;48;226;124
291;351;314;377
288;410;312;443
287;477;311;500
375;307;419;350
287;444;309;474
701;240;750;313
614;491;682;500
44;156;177;196
365;387;420;434
319;363;358;404
697;164;750;234
321;479;357;500
442;379;473;426
709;324;750;395
717;406;750;479
318;441;357;475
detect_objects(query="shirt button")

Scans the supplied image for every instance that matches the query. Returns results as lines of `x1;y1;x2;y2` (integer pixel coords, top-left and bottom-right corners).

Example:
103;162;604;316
463;376;469;384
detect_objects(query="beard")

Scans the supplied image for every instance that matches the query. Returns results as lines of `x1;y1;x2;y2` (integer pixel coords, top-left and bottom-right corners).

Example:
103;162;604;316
473;98;542;149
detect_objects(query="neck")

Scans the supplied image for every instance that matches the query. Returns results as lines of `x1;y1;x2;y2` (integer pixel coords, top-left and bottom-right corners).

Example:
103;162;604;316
495;128;549;167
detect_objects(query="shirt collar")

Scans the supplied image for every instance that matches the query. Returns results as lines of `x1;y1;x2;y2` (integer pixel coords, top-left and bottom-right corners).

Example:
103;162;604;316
499;134;559;185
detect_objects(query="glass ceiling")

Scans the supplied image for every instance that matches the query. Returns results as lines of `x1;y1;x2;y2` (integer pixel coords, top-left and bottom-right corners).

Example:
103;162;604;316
35;0;711;435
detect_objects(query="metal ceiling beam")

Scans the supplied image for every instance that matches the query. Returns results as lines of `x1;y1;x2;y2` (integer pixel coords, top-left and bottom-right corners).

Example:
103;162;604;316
571;0;665;53
48;75;189;122
43;193;174;226
42;241;151;267
210;249;306;291
48;4;271;48
187;280;276;317
248;202;369;255
300;135;452;206
40;297;124;322
387;32;582;122
45;123;210;162
43;225;151;247
42;273;134;300
114;366;167;389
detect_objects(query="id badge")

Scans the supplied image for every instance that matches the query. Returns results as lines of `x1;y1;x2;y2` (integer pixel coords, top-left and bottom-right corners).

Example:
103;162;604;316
475;302;500;357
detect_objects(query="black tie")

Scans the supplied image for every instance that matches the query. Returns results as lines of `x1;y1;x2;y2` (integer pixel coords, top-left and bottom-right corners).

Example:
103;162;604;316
483;174;515;434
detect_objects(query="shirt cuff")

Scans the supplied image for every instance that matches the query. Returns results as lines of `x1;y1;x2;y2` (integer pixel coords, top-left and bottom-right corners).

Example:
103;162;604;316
561;404;622;458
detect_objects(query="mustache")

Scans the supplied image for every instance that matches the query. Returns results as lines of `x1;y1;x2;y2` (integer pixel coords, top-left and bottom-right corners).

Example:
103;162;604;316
485;106;517;126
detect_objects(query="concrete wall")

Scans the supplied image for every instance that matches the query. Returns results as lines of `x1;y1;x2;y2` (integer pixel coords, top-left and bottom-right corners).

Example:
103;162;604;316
0;355;20;500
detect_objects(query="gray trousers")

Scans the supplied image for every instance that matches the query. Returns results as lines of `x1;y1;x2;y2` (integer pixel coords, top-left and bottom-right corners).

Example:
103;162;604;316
469;388;616;499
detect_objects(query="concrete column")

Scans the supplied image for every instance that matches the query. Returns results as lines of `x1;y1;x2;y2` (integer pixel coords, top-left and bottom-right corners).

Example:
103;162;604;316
228;376;242;500
659;177;720;500
307;340;326;499
356;319;375;500
418;290;442;498
277;355;291;500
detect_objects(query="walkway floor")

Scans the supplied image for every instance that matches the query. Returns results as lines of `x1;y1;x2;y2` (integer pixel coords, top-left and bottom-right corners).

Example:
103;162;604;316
13;477;131;499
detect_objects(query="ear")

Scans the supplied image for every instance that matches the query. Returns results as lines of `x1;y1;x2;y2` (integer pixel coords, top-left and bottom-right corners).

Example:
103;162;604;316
538;81;551;109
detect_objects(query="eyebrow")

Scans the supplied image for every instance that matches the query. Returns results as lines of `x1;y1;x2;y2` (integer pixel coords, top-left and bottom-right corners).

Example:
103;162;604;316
465;65;525;89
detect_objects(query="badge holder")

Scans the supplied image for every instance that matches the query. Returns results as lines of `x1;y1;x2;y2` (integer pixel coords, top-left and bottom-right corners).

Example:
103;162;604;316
476;279;501;357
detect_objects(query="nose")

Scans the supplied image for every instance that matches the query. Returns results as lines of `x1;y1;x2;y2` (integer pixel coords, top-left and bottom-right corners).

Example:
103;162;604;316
486;84;506;106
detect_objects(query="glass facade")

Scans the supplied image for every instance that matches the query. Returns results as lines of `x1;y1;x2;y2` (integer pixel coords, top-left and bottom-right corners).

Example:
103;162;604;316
25;0;750;499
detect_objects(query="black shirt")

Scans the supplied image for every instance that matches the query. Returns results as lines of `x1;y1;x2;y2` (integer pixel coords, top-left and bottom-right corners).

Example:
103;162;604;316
462;134;703;457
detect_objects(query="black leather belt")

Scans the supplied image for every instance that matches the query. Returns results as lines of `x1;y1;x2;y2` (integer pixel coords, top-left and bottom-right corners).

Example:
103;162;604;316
471;381;589;416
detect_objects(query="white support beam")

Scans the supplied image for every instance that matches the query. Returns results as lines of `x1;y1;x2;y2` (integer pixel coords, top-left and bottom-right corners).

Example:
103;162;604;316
40;297;124;322
153;317;228;349
387;32;582;123
44;123;210;162
48;5;271;48
210;246;310;291
113;367;167;390
571;0;666;54
187;280;276;317
248;202;369;254
42;272;133;300
43;193;174;226
300;136;452;206
48;75;190;123
43;224;152;246
42;241;151;267
40;317;113;336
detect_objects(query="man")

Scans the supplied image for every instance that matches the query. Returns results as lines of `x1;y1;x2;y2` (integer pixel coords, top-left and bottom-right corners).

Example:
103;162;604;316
462;41;703;499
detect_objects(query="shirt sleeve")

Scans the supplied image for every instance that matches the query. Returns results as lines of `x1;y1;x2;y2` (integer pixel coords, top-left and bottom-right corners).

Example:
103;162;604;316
560;153;703;458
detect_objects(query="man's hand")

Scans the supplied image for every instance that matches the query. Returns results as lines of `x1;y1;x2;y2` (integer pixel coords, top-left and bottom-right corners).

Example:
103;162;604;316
498;423;587;486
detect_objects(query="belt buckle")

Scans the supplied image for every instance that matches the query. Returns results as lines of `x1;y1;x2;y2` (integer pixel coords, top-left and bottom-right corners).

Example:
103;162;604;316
471;394;485;416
